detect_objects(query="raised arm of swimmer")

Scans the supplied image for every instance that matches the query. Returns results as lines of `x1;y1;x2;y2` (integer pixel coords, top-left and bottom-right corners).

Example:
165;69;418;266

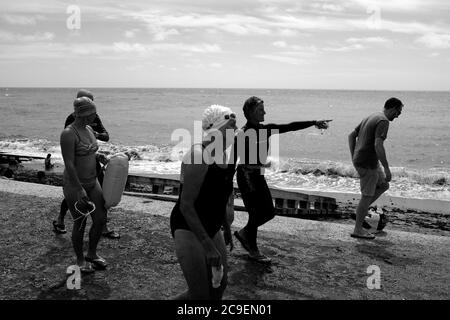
265;120;331;134
92;116;109;142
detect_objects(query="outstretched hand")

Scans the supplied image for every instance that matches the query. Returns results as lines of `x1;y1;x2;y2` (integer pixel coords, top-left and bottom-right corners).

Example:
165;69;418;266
315;120;332;130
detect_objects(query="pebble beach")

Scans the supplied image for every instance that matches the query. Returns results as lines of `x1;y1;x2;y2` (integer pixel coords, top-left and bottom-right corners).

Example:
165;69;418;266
1;179;449;300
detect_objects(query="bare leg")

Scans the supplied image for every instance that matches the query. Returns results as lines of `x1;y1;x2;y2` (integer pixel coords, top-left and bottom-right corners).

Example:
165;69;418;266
57;198;69;225
64;185;88;266
71;219;87;265
102;210;109;233
174;229;210;300
174;229;228;300
369;182;389;206
85;181;106;259
211;231;228;300
353;183;389;235
353;195;373;236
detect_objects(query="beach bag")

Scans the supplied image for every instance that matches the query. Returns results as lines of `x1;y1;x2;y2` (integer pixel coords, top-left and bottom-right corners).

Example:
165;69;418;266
102;153;129;209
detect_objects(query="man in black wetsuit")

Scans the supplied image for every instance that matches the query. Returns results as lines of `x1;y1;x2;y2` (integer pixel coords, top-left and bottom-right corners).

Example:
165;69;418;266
52;89;120;239
233;96;331;263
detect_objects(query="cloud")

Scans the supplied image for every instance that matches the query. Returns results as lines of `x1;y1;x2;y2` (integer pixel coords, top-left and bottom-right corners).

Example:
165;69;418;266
0;42;113;60
324;43;366;52
349;0;430;12
273;41;287;48
254;54;308;65
71;44;112;55
124;29;140;38
129;12;273;36
268;13;450;35
346;37;393;47
347;37;390;44
1;14;45;25
416;33;450;49
278;28;298;37
0;31;54;42
0;39;222;61
271;41;319;55
221;23;271;35
113;42;222;54
375;20;449;35
154;28;180;41
309;3;345;13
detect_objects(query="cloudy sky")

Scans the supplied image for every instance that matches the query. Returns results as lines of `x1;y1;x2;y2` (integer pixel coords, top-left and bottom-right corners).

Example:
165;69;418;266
1;0;449;90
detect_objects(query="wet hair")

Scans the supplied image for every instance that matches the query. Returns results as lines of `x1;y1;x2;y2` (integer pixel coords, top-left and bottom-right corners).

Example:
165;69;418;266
384;97;403;110
243;96;264;119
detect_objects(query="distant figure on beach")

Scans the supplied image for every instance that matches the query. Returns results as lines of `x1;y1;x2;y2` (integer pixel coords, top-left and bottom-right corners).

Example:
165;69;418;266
1;160;18;179
45;154;54;170
348;97;404;239
234;96;331;263
53;89;120;239
170;105;237;300
60;96;108;273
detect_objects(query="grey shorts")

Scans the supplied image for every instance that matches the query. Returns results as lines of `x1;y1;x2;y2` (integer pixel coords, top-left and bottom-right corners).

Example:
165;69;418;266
355;165;387;197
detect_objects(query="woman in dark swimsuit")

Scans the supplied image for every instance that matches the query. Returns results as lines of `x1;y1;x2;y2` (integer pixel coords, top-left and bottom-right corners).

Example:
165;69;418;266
170;105;237;300
60;97;107;273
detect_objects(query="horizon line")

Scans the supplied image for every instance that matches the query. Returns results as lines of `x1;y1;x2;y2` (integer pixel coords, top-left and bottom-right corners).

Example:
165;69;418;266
2;87;450;93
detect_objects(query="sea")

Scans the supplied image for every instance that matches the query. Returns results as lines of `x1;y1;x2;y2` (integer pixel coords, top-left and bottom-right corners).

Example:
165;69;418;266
1;87;449;202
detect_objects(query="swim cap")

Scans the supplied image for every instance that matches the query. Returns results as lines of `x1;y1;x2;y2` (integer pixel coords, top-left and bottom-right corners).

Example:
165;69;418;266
74;97;96;117
202;104;235;132
76;89;94;101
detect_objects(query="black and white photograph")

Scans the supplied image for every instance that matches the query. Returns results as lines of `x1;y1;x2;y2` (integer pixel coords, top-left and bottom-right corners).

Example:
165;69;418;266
0;0;449;308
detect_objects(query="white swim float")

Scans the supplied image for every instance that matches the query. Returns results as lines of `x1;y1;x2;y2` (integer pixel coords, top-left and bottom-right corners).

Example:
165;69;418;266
102;153;129;209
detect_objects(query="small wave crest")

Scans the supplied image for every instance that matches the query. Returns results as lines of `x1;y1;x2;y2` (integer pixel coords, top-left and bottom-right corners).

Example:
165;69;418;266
270;157;449;187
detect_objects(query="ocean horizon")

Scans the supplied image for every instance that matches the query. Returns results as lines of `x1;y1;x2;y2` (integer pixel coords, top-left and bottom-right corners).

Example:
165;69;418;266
3;87;450;92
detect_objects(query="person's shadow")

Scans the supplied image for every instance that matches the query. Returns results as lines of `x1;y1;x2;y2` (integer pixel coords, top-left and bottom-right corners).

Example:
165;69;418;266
226;253;275;299
37;272;111;300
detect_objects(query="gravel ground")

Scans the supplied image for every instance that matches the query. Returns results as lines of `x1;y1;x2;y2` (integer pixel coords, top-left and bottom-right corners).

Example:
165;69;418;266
1;179;449;300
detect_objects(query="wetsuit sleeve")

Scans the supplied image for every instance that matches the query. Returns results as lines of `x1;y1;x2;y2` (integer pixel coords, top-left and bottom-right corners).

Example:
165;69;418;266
93;115;110;142
64;114;75;128
354;122;361;135
264;121;316;134
375;120;389;140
